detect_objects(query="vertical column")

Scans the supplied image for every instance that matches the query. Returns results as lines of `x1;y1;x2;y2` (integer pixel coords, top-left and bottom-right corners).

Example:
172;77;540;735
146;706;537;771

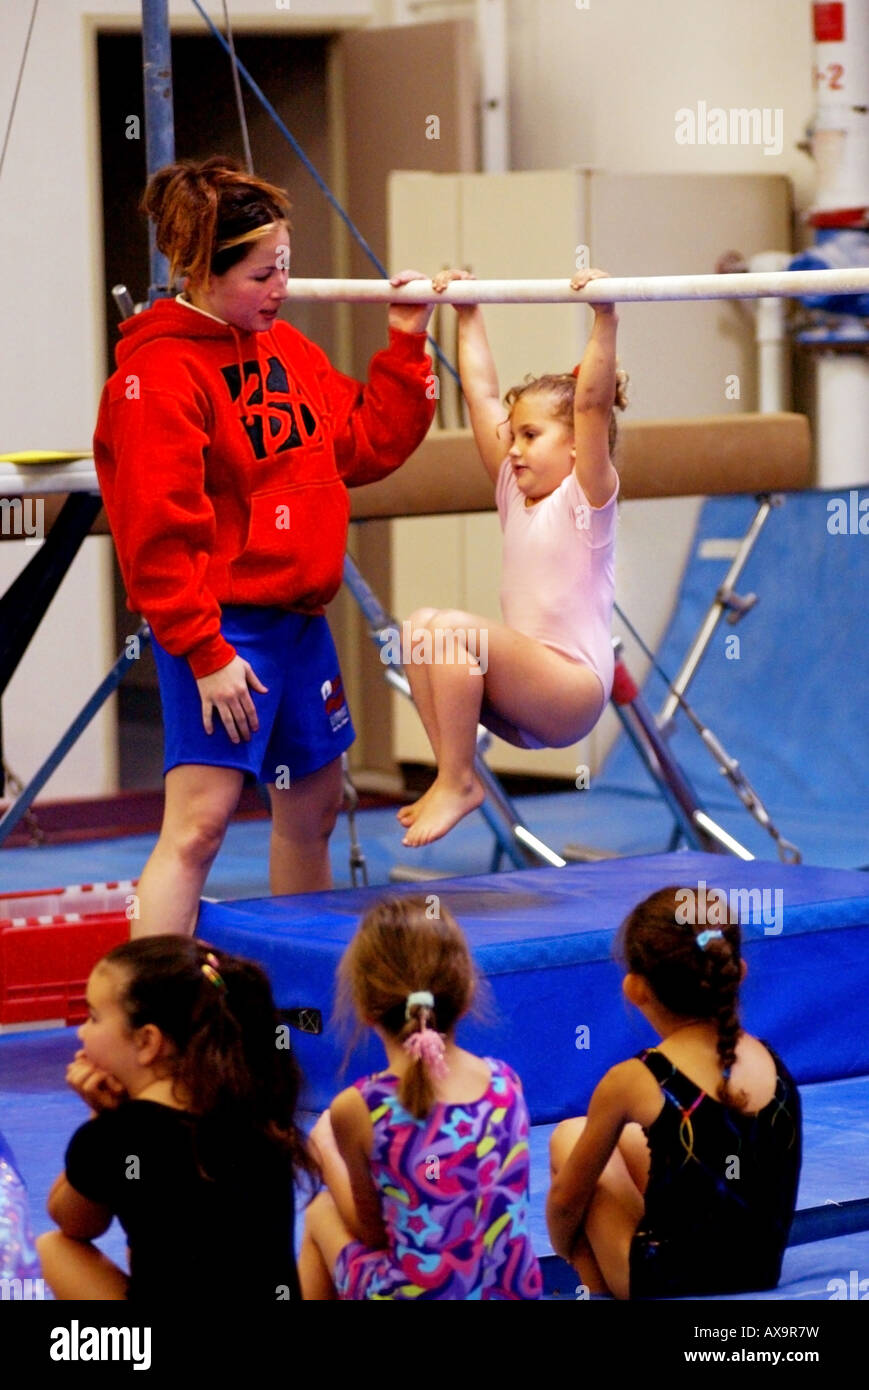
141;0;175;302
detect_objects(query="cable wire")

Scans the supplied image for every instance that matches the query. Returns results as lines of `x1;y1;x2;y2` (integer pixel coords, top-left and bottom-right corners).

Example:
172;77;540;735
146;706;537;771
188;0;460;384
220;0;253;173
0;0;39;187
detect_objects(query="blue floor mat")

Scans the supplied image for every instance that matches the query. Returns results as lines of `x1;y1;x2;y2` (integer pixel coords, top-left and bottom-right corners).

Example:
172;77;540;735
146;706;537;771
0;781;865;920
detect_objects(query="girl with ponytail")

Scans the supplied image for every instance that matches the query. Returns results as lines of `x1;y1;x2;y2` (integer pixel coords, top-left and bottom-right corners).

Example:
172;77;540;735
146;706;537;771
94;156;438;932
299;896;541;1299
547;885;802;1299
37;937;316;1301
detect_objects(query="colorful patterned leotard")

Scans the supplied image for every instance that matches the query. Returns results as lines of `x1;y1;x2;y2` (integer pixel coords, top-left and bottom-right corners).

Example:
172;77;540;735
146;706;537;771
333;1057;542;1300
629;1044;802;1299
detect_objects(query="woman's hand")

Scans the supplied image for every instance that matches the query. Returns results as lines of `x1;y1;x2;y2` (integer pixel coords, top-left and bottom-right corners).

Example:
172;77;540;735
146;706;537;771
66;1050;128;1114
388;269;438;335
196;655;268;743
570;267;617;317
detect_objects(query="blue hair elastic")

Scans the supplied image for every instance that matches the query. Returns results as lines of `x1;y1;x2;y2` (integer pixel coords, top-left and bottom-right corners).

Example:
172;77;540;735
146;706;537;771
695;929;724;950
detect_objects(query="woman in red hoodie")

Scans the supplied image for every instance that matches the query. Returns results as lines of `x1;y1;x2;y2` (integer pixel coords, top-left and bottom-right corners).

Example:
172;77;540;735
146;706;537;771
94;158;436;936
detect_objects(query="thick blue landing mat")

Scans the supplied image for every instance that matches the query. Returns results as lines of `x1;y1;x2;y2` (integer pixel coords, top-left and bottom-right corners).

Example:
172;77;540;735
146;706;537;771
198;851;869;1122
602;491;869;867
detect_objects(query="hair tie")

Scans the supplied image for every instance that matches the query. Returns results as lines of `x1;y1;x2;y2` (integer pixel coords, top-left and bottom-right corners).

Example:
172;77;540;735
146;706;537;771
405;990;435;1020
695;929;724;950
201;952;226;990
402;990;447;1079
570;364;581;378
403;1029;448;1080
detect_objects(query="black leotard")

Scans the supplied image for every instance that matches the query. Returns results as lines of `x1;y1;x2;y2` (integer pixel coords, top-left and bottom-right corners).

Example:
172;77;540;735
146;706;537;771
629;1044;801;1299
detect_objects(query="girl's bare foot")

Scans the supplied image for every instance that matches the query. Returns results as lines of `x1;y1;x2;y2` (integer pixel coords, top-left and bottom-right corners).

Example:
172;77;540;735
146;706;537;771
401;776;485;847
396;785;436;827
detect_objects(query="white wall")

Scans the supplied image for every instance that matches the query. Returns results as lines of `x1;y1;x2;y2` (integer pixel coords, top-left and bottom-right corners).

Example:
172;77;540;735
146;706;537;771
506;0;815;222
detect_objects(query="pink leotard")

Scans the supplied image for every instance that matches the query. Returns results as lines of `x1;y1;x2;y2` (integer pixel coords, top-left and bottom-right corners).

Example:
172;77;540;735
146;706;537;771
495;458;618;704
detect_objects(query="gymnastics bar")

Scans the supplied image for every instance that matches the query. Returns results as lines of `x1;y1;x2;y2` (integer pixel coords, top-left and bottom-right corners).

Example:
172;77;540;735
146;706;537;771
349;413;812;520
285;268;869;305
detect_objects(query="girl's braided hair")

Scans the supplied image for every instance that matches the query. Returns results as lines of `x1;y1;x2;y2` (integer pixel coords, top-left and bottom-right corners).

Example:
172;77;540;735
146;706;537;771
615;885;746;1109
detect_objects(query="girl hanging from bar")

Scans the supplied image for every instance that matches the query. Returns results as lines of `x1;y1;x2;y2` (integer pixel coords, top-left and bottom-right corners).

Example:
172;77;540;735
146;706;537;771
399;268;627;847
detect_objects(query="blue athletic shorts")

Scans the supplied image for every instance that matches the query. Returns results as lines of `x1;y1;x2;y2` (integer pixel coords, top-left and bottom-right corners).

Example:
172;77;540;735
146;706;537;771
151;606;355;782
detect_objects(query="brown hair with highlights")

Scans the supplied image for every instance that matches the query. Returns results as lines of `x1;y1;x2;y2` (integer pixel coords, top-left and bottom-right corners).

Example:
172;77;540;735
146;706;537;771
141;155;292;287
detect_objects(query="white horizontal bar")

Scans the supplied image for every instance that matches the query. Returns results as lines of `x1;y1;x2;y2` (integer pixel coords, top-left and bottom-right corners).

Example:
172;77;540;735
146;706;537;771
285;269;869;305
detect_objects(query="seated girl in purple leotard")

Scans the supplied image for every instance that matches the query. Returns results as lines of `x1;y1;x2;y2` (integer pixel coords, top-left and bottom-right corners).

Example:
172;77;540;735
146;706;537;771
299;896;542;1300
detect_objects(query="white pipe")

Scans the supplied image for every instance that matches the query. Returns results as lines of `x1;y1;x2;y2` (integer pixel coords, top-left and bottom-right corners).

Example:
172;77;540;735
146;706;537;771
748;252;792;413
284;268;869;304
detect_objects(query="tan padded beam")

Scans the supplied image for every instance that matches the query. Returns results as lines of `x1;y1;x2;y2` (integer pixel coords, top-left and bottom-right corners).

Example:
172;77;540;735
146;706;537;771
0;413;812;540
350;413;812;518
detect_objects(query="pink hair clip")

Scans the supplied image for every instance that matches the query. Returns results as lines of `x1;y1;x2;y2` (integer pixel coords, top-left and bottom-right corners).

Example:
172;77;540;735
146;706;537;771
403;1027;448;1079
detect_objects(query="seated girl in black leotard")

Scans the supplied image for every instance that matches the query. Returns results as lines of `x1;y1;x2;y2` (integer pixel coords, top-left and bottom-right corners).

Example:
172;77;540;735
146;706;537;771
547;885;802;1299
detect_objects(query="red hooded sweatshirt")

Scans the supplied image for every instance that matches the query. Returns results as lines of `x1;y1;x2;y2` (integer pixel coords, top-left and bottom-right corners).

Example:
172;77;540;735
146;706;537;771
93;297;435;678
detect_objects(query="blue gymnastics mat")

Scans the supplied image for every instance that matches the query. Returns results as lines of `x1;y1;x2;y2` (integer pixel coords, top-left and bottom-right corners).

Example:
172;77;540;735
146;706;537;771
602;490;869;868
197;850;869;1123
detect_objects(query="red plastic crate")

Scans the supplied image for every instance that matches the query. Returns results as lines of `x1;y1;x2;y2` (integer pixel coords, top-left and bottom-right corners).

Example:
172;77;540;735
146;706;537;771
0;882;136;1025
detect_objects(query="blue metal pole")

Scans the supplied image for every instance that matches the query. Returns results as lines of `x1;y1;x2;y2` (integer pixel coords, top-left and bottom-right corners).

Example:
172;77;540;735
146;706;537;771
141;0;175;302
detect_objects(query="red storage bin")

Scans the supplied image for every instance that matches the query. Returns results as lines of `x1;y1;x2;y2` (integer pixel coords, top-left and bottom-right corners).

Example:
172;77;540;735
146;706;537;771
0;882;136;1025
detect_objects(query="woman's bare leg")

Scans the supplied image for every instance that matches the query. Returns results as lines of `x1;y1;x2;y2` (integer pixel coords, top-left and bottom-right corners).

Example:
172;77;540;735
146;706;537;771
133;765;244;938
402;609;605;847
36;1231;128;1300
267;756;344;895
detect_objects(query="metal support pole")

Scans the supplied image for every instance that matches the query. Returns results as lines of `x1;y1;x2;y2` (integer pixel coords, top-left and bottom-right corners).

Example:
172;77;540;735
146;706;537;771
141;0;175;302
657;496;777;729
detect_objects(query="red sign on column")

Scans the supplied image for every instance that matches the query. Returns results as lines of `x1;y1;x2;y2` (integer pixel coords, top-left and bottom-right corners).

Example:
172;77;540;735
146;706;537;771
814;2;846;42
